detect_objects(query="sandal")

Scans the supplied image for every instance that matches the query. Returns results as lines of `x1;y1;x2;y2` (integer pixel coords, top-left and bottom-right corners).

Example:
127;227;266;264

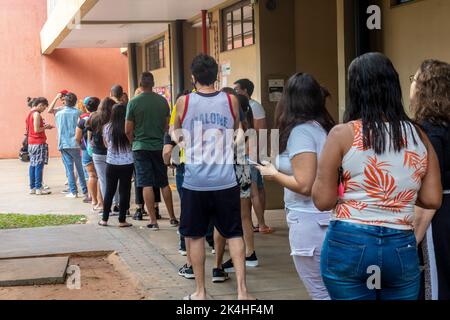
98;220;108;227
259;226;273;234
253;225;260;233
119;222;133;228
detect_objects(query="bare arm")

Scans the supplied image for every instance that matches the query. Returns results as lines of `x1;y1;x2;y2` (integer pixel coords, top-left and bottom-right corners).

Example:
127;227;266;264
253;118;267;132
312;124;351;212
48;94;62;115
258;153;318;196
75;126;83;146
125;120;135;145
416;128;442;210
33;112;44;133
414;207;435;245
172;96;185;143
230;95;245;147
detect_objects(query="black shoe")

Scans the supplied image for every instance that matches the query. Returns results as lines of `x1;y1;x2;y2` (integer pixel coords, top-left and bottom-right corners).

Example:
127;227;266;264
178;264;195;279
146;223;159;231
111;205;120;216
133;208;143;221
212;268;229;283
245;251;259;268
222;253;259;273
222;259;234;273
170;219;179;227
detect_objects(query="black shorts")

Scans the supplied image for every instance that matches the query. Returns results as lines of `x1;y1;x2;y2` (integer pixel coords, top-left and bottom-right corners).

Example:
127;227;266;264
180;186;243;239
133;150;169;188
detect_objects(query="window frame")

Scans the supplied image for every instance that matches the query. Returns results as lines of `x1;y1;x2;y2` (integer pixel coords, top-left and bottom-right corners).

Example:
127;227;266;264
145;36;166;71
390;0;417;7
221;0;255;52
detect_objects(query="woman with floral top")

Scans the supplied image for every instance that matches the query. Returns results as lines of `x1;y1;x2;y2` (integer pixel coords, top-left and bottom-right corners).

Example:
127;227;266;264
312;53;442;300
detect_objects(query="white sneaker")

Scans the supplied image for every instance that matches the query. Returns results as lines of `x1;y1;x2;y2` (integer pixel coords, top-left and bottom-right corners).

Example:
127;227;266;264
65;193;78;198
43;184;50;190
179;249;187;256
29;189;36;195
36;188;51;195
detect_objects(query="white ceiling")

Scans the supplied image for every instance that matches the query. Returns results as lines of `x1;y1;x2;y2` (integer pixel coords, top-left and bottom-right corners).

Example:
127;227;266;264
84;0;225;21
59;0;225;48
60;23;168;48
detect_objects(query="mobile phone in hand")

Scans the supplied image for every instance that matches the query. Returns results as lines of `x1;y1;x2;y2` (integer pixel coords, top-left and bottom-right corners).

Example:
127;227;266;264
247;158;263;166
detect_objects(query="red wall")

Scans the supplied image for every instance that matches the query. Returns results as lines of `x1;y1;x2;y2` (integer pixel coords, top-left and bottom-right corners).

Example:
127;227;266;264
0;0;129;158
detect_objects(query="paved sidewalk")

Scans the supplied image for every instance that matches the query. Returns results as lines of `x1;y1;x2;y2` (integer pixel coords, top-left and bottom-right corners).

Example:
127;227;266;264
0;159;310;300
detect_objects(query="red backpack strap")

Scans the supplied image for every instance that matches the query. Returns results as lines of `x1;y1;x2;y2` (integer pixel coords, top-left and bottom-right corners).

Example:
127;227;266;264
226;93;236;121
180;93;190;125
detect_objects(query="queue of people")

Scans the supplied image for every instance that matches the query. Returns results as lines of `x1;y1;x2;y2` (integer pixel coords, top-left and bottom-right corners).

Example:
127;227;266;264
24;52;449;301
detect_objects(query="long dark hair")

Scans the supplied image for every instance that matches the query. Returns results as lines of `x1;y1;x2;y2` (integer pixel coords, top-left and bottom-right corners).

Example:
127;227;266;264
275;73;335;153
345;52;417;154
237;94;254;130
411;59;450;127
109;104;129;153
87;97;115;135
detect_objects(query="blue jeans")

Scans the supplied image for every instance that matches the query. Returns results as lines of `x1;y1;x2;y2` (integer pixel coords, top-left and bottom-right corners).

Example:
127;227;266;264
29;163;44;190
321;221;420;300
61;149;88;195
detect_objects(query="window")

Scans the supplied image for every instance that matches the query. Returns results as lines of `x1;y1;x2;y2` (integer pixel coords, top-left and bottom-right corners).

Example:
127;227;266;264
145;37;165;71
222;0;255;51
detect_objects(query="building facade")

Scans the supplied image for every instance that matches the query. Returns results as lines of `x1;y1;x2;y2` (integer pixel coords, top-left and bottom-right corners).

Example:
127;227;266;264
0;0;128;158
38;0;450;208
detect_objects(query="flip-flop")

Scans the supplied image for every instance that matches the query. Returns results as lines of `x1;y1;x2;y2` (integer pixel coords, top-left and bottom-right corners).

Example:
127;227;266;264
98;221;108;227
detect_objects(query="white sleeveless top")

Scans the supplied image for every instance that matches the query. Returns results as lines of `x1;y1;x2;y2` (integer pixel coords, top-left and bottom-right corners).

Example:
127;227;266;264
181;92;237;191
333;120;428;230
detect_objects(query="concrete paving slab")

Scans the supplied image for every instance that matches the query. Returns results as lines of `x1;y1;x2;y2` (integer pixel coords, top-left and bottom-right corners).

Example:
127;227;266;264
0;256;69;287
0;224;117;259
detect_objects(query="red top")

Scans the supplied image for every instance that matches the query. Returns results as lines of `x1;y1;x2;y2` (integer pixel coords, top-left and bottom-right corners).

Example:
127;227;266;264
26;110;46;145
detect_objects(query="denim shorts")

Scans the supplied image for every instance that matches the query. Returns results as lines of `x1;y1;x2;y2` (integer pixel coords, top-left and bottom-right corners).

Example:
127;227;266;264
321;221;420;300
82;150;93;167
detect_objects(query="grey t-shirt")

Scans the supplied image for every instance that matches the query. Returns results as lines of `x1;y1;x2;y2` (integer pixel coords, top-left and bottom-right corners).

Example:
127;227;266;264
276;121;330;214
249;99;266;120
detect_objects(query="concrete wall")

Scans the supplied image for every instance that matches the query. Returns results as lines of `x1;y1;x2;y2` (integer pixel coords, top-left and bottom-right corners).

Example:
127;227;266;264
182;22;203;91
258;0;296;129
208;9;260;100
380;0;450;109
294;0;339;121
0;0;129;158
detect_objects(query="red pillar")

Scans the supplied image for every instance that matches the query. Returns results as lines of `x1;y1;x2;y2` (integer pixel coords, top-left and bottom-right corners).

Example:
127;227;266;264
201;10;208;54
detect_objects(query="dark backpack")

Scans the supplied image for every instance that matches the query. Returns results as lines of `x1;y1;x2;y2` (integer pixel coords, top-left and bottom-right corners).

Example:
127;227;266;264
20;118;30;162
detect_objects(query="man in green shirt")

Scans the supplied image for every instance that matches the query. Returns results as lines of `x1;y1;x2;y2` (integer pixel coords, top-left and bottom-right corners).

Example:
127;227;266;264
125;72;178;230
